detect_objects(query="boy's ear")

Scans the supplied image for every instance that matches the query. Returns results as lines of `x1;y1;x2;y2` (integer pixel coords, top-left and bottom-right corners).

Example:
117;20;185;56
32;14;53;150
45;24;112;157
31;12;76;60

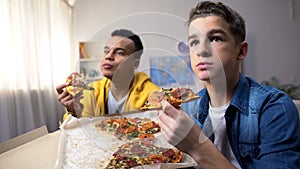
237;41;248;60
134;59;140;69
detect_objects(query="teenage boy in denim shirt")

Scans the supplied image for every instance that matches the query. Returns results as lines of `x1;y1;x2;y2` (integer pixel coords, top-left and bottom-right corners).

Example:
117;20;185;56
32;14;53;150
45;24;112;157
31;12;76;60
158;1;300;168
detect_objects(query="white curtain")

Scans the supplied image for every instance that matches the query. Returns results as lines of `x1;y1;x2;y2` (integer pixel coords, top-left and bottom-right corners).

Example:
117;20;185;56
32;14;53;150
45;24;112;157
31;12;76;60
0;0;74;142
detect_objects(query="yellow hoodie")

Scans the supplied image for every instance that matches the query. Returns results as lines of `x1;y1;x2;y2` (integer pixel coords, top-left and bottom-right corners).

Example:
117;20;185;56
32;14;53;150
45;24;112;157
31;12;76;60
63;72;159;119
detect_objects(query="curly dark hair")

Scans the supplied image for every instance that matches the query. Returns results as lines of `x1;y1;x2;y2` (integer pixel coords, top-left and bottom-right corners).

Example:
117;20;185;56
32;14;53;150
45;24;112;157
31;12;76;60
111;29;143;59
188;1;246;43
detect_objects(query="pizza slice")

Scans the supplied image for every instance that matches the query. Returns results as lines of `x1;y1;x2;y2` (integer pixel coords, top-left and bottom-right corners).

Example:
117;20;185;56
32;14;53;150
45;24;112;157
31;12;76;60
140;90;165;111
65;72;94;95
141;88;200;111
94;117;160;141
104;138;183;169
171;88;201;103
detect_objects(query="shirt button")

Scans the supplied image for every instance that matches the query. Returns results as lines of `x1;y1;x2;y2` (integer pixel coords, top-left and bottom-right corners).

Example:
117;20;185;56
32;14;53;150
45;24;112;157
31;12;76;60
254;147;260;157
225;116;230;121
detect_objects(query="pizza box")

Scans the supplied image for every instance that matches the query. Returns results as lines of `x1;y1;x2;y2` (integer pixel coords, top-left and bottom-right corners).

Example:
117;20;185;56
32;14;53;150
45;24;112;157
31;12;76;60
54;111;197;169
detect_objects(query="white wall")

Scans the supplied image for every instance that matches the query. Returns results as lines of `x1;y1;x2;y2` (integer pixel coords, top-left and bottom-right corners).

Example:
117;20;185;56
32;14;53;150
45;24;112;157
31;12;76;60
73;0;300;86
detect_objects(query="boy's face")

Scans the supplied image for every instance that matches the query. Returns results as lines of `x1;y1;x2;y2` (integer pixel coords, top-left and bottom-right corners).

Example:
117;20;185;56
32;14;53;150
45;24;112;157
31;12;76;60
100;36;137;79
188;16;242;82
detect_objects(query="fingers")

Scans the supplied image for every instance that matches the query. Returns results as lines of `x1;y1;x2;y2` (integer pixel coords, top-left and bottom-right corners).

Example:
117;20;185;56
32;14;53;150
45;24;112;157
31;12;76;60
59;92;72;103
57;83;72;106
158;110;176;130
57;89;72;105
159;101;201;146
56;74;82;114
159;110;193;146
161;100;180;119
73;91;84;101
58;91;75;113
58;72;82;94
159;100;184;130
56;83;69;94
68;72;81;77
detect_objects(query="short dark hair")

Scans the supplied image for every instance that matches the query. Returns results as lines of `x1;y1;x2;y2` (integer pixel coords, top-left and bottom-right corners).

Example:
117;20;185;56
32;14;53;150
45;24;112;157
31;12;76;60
111;29;143;59
188;1;246;43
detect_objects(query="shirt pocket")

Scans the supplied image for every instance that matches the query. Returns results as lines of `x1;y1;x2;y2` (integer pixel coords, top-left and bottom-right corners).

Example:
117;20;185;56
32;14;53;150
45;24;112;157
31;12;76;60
238;111;260;159
238;141;260;159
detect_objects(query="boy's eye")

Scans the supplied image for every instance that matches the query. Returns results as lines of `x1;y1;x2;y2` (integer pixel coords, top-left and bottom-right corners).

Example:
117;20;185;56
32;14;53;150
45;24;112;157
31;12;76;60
189;39;199;47
104;48;109;54
210;36;223;42
114;50;126;56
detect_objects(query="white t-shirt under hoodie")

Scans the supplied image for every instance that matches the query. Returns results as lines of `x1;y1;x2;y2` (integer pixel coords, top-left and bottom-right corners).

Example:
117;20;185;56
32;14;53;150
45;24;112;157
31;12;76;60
107;90;128;114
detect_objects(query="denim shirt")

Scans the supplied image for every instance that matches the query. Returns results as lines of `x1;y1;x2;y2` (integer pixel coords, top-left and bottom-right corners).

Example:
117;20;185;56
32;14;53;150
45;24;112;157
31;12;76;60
181;74;300;169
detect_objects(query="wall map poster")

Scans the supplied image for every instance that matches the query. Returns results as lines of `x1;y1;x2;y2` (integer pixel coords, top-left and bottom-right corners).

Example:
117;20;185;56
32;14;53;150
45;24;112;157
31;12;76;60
150;55;195;87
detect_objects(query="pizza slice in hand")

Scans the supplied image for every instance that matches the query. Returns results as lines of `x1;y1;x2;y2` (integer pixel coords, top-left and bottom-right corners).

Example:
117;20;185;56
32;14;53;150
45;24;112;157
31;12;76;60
141;88;200;111
66;72;94;95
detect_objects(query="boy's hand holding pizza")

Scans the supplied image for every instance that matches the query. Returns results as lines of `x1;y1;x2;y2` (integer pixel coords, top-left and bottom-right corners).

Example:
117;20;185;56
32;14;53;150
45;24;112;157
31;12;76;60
56;72;93;114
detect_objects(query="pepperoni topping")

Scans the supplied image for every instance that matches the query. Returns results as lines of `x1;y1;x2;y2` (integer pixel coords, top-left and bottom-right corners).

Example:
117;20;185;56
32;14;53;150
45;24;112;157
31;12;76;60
162;149;175;157
141;138;154;146
117;127;125;133
116;153;125;160
148;91;164;103
152;157;164;163
171;88;186;99
172;88;194;101
130;117;143;124
131;146;144;155
112;150;120;156
126;159;138;167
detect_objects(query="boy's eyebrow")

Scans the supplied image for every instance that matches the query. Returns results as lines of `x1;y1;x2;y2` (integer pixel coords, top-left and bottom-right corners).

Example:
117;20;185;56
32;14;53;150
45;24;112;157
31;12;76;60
104;46;126;51
188;33;197;41
114;47;126;52
188;29;227;40
207;29;227;36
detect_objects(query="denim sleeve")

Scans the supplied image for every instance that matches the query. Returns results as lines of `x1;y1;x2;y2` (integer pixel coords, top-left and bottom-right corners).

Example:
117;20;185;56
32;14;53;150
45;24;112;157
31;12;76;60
251;93;300;168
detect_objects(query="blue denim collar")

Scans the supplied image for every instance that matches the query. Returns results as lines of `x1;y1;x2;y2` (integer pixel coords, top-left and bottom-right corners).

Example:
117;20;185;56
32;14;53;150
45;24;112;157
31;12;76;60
197;73;250;116
230;74;251;115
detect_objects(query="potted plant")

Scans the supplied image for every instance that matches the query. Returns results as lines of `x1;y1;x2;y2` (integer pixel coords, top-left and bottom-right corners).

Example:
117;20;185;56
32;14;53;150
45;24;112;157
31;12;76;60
261;77;300;112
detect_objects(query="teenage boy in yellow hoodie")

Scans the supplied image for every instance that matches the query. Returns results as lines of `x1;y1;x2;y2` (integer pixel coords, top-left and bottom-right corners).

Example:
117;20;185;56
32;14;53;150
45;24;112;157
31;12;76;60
56;29;159;119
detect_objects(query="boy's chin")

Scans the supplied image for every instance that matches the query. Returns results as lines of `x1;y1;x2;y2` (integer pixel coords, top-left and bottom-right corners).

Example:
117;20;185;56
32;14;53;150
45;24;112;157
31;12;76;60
102;74;113;80
197;72;210;81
